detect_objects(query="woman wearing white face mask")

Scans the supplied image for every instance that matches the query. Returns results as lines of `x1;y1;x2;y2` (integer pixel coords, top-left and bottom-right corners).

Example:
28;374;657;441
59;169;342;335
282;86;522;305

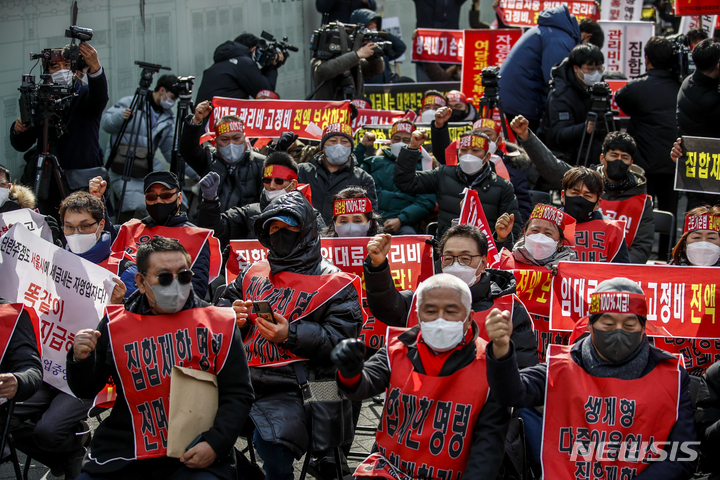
363;224;539;369
499;204;578;271
297;122;378;226
324;187;382;238
356;119;436;235
671;207;720;267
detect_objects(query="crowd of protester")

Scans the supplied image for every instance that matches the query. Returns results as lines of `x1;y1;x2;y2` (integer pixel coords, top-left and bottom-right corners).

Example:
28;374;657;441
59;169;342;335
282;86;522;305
1;1;720;479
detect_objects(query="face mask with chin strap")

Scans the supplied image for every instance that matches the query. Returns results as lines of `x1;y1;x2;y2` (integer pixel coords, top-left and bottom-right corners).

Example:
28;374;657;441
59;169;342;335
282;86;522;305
146;201;179;226
145;278;192;314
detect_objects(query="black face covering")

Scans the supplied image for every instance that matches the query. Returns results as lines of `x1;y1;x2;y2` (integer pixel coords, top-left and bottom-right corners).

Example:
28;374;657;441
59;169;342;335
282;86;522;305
605;159;631;182
592;328;643;363
449;107;468;122
270;229;299;257
146;202;179;226
563;195;597;221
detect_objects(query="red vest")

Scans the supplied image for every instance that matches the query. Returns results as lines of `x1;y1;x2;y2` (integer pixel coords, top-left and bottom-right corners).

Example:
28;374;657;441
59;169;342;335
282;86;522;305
240;260;361;368
406;292;515;342
110;219;221;281
0;304;28;362
354;327;489;479
600;194;650;247
574;219;626;263
106;305;235;460
542;344;681;479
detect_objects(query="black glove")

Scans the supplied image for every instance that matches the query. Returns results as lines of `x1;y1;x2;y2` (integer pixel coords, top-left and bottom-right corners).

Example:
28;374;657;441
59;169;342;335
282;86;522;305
275;132;299;152
331;338;366;379
44;215;64;248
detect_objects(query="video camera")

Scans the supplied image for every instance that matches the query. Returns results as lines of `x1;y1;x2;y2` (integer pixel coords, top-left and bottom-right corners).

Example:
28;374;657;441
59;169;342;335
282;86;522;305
666;33;691;83
310;22;393;61
173;76;195;99
254;31;298;69
481;66;501;98
588;81;613;115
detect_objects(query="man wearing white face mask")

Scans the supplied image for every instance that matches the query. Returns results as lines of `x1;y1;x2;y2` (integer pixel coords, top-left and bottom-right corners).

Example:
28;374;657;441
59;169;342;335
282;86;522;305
331;273;510;478
68;237;254;480
298;122;378;225
356;119;436;234
181;101;265;214
196;152;325;248
543;43;606;164
103;75;199;220
417;90;448;124
364;225;539;368
394;128;522;242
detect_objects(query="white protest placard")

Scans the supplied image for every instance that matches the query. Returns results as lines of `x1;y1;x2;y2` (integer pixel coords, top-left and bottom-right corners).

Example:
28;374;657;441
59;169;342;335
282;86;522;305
679;15;717;37
601;0;642;21
0;209;52;243
0;223;115;395
599;21;655;78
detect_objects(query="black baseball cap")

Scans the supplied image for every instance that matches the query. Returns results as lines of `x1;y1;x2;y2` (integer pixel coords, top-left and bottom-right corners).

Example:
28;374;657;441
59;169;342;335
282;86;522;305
144;171;181;193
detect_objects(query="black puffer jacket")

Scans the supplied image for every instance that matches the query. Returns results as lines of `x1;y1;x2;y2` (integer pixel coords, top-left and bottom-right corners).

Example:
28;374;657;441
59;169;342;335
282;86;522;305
219;191;363;457
298;152;378;225
66;290;253;480
363;258;539;369
196;192;326;248
542;58;603;163
0;298;42;402
393;144;522;242
195;41;278;104
676;69;720;139
696;361;720;476
179;117;265;213
615;69;681;175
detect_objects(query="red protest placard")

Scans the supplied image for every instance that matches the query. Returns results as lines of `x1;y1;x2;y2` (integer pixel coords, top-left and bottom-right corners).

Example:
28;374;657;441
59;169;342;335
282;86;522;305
675;0;720;17
461;29;522;104
498;0;599;27
549;262;720;338
606;80;629;119
206;97;351;141
412;29;464;64
351;109;409;135
226;236;435;349
459;189;501;268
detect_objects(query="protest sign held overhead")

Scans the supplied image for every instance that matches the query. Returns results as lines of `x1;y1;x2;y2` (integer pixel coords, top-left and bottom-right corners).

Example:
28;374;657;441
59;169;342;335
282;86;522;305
675;136;720;195
412;29;464;64
461;29;522;104
497;0;598;27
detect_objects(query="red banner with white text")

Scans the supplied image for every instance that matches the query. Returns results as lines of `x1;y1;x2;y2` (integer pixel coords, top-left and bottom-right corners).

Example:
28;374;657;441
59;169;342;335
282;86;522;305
412;29;464;64
351;109;409;135
550;262;720;338
497;0;599;27
461;29;522;105
675;0;720;16
459;189;501;268
206;97;351;141
226;236;435;349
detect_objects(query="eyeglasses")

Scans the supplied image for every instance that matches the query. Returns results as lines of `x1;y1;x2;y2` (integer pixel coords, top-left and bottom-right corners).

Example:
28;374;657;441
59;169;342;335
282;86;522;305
143;270;194;286
145;190;179;202
63;221;99;235
263;177;288;186
440;254;483;267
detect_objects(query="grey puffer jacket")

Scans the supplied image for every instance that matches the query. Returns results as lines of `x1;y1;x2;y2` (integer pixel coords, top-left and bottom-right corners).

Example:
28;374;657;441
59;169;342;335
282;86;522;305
218;191;363;457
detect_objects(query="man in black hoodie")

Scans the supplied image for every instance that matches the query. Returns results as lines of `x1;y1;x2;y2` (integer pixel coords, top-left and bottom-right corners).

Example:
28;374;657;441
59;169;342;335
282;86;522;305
218;190;363;479
196;33;282;105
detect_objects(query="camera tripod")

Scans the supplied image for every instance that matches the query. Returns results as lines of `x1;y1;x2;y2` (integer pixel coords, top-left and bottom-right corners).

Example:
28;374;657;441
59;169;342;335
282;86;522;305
478;88;510;140
105;61;170;221
577;88;616;166
169;76;195;182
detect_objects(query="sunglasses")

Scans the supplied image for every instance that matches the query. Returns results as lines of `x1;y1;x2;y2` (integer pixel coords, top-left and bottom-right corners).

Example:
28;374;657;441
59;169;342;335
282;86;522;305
144;270;194;286
145;190;179;202
262;177;288;186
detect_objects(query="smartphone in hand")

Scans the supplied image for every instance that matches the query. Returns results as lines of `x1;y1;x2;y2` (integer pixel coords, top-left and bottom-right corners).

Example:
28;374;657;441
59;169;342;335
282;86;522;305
253;301;277;324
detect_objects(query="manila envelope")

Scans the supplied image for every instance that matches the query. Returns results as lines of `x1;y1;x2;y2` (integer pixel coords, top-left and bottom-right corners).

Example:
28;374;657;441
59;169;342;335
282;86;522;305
166;366;218;458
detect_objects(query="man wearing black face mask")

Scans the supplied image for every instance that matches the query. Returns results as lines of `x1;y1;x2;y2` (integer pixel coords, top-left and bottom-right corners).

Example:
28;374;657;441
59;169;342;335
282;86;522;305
217;190;363;479
485;277;697;480
92;171;218;299
512;117;654;263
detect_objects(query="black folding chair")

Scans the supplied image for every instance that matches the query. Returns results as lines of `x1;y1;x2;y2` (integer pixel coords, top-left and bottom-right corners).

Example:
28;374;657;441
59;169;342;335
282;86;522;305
653;209;676;261
528;190;551;208
0;400;26;480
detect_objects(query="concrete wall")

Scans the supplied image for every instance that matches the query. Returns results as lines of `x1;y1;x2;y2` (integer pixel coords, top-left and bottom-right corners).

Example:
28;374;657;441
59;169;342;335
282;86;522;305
0;0;496;180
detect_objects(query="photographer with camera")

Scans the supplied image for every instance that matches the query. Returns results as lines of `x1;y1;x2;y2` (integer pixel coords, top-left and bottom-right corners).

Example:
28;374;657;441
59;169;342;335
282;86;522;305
102;74;184;221
676;38;720;210
615;36;681;244
196;33;286;105
310;22;385;100
543;43;606;165
349;9;406;84
11;40;108;217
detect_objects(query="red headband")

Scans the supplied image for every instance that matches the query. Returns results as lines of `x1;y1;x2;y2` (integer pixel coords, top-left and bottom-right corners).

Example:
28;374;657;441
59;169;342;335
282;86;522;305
256;90;279;99
457;135;489;151
333;198;372;217
264;165;297;181
216;121;244;136
422;95;447;108
529;204;572;228
589;291;648;317
684;214;720;233
323;122;353;137
389;121;415;138
473;118;501;135
446;91;467;104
